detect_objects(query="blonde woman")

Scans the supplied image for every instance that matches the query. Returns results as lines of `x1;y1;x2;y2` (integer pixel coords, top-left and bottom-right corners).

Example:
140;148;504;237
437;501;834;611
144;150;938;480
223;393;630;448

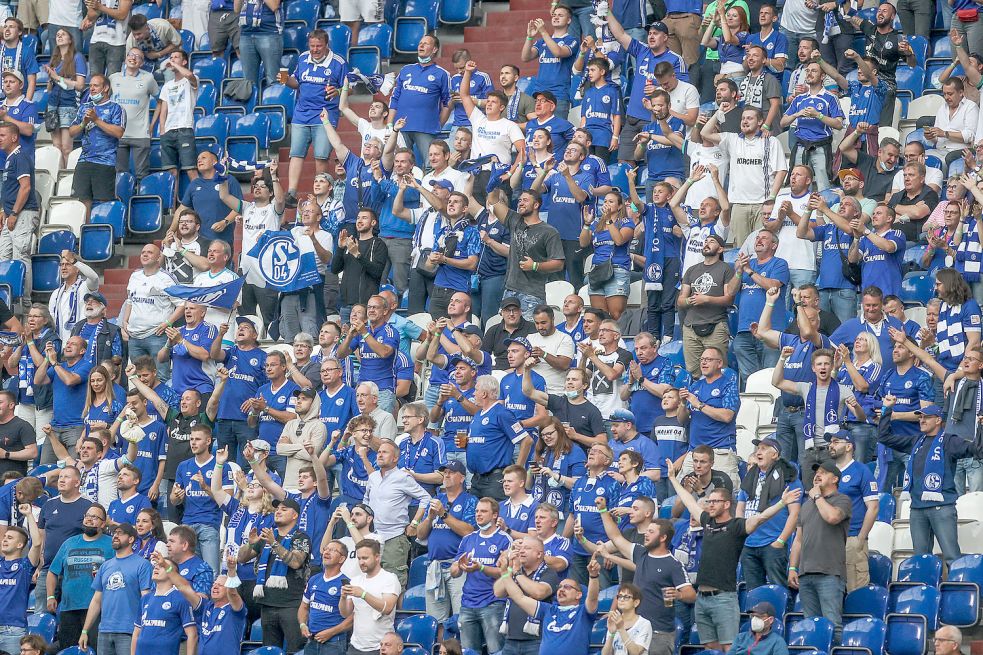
836;332;882;463
82;365;124;437
581;192;636;320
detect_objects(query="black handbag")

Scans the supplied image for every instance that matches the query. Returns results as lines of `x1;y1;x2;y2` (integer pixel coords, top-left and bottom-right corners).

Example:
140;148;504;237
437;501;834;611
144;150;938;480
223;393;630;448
836;233;863;287
691;322;717;337
418;233;459;280
588;259;614;287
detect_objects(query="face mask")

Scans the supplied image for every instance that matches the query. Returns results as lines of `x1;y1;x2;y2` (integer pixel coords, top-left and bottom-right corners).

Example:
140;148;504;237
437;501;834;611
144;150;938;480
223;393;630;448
82;526;100;537
418;55;433;64
478;521;493;531
91;93;104;102
564;390;579;400
750;617;767;633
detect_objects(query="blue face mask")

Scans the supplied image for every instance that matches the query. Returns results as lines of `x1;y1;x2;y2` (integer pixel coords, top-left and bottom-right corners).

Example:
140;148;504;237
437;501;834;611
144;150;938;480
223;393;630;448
564;390;579;400
418;55;433;64
91;93;104;102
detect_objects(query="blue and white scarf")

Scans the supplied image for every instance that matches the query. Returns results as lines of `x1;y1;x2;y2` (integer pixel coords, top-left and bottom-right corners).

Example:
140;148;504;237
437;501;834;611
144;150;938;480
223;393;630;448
957;217;983;282
499;562;549;636
17;329;51;400
803;381;841;450
643;203;667;291
903;432;947;503
254;527;295;597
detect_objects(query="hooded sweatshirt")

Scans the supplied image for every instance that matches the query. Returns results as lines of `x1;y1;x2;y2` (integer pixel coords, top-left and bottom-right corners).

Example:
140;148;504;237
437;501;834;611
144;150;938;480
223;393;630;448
275;394;327;490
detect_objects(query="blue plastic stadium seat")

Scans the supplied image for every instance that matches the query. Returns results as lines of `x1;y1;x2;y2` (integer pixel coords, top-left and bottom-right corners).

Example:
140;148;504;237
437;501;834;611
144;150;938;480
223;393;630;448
38;229;77;255
844;585;889;622
249;618;262;642
927;62;960;90
128;196;164;235
139;172;176;209
196;31;212;53
132;3;162;18
57;647;94;655
869;553;892;589
285;0;319;27
940;554;983;627
79;224;115;263
400;584;426;612
408;555;428;588
227;114;270;168
788;617;834;654
30;254;61;292
196;82;217;116
27;612;56;643
399;0;439;28
396;614;438;653
357;23;393;59
90;201;126;242
220;78;258;113
179;29;195;54
192;56;227;88
261;83;296;122
439;0;473;24
349;46;382;75
282;22;307;53
900;272;933;306
930;34;952;59
895;66;923;98
831;618;886;655
741;585;789;616
196;114;231;149
116;172;136;210
246;648;283;655
325;23;352;58
907;35;928;67
393;17;428;55
590;617;607;648
255;105;286;143
885;615;927;655
888;584;940;630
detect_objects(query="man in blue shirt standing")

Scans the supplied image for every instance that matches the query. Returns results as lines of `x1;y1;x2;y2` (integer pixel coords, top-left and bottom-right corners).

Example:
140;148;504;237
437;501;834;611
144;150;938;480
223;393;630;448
247;351;299;477
68;75;125;220
79;524;154;655
34;335;92;462
338;295;399;413
520;8;579;119
680;346;741;489
780;61;845;191
727;232;789;390
0;121;38;309
283;29;348;209
390;34;450;164
467;375;533;500
210;316;267;469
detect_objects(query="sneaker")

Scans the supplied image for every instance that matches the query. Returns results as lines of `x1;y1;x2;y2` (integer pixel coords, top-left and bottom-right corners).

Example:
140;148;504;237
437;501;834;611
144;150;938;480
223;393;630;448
285;192;299;208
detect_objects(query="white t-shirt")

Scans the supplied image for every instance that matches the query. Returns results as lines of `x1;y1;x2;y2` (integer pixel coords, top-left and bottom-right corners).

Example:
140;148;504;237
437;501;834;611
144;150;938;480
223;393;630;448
527;329;576;394
357;118;395;149
421;167;470;199
468;106;523;167
291;225;334;275
718;133;788;204
125;269;178;338
610;616;654;655
240;201;283;286
668;81;700;118
50;0;84;29
160;77;198;133
91;0;129;46
340;532;383;580
348;567;401;651
683;142;728;209
768;189;816;272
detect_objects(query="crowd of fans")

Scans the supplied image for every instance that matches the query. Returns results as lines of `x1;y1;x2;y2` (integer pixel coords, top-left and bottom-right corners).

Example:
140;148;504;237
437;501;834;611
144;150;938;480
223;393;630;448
0;0;980;654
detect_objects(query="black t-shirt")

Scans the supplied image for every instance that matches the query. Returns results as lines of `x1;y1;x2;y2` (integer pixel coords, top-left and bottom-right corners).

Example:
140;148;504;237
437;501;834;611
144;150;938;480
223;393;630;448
855;151;898;200
888;186;940;241
0;417;36;476
679;469;734;500
482;319;535;370
505;564;560;640
0;299;13;327
632;546;690;633
696;513;748;592
254;530;311;608
39;495;94;566
546;395;605;446
619;526;646;584
164;411;213;480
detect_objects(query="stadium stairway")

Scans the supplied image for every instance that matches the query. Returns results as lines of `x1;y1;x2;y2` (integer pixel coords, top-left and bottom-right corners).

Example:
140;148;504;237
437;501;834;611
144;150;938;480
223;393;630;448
93;0;543;318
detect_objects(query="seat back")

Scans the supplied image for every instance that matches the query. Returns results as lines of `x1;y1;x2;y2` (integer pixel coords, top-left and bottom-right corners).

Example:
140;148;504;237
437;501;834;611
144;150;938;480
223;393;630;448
31;255;61;293
128;196;164;235
788;617;834;653
839;618;886;653
90;201;126;241
844;585;889;620
395;614;438;653
79;224;115;263
896;554;942;587
742;584;789;615
890;585;940;630
38;229;78;255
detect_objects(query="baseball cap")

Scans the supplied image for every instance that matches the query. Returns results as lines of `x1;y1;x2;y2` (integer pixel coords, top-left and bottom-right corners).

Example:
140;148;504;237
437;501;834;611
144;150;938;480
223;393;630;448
706;234;726;248
647;20;670;34
248;439;271;452
459;324;484;337
84;291;108;306
812;461;843;479
533;90;558;105
429;179;454;192
273;498;302;513
448;354;478;369
837;167;865;182
505;336;533;352
114;523;139;539
827;429;855;445
441;460;467;475
235;315;259;330
914;404;943;418
293;387;317;399
500;297;521;310
609;408;636;424
749;602;776;617
313;172;332;182
752;436;782;455
1;69;23;84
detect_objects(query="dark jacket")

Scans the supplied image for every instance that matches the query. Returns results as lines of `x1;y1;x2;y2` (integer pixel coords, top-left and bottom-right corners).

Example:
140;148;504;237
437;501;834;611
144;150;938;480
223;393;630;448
330;235;390;306
70;319;123;367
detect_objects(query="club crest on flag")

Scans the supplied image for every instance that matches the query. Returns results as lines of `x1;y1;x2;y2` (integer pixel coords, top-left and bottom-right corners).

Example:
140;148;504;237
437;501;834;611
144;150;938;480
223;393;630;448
257;233;303;287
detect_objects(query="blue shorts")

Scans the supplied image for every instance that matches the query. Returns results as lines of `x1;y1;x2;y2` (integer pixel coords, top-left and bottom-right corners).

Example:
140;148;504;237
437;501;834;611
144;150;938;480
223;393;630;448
290;122;333;159
588;264;631;297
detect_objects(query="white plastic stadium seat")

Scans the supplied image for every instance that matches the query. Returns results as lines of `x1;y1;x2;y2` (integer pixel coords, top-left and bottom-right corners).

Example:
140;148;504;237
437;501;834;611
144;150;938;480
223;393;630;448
56;174;74;196
627;280;643;307
407;313;432;333
867;520;894;556
45;200;86;236
65;147;82;172
546;280;575;308
957;492;983;522
745;368;779;401
35;145;61;180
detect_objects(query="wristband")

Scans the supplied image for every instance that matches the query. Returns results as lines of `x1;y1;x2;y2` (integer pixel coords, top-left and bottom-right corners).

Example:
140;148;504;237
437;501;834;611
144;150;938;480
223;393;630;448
299;622;309;632
766;302;775;307
775;537;786;546
81;630;88;635
360;590;367;599
411;520;420;527
776;500;785;509
599;507;608;513
478;563;485;572
507;567;514;576
789;566;798;572
589;575;599;579
47;595;55;600
527;36;535;40
609;632;618;638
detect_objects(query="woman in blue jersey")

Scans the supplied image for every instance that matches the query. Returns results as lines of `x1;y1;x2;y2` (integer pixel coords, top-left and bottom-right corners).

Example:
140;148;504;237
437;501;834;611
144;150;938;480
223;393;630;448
530;417;587;513
133;507;168;559
582;192;637;320
702;4;751;86
836;334;883;464
82;366;124;437
43;29;87;167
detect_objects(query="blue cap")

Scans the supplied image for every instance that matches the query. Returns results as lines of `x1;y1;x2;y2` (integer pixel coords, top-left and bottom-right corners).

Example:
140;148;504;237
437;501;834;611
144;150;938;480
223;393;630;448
429;179;454;192
827;429;855;444
441;460;467;475
504;336;533;352
647;20;669;34
84;291;107;306
379;283;397;295
609;408;636;424
914;404;943;418
235;315;258;329
752;436;782;454
448;354;478;369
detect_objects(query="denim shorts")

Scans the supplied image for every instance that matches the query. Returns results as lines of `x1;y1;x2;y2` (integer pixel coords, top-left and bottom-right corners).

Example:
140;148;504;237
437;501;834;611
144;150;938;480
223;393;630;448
161;127;197;170
695;591;739;645
290;122;334;159
588;264;631;297
55;106;78;129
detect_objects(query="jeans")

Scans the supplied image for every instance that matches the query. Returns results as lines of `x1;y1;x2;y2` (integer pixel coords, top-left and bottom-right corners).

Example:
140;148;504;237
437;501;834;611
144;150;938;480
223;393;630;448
34;565;48;613
568;6;596;43
694;591;739;645
503;288;545;322
402;132;436;165
382;238;413;296
378;389;396;415
215;420;258;469
408;268;435;316
733;331;779;391
897;0;933;36
97;632;133;655
128;334;171;381
740;543;790;590
280;289;322;342
460;603;506;655
954;15;983;59
846;423;876;465
425;562;466;622
955;458;983;494
910;504;961;566
305;637;348;655
502;640;541;655
40;425;84;464
474;274;506;329
191;523;221;575
241;283;280;333
821;288;859;324
240;31;282;88
646;257;681;341
262;604;306;653
776;405;804;470
117;137;151;181
88;42;125;78
798;574;845;639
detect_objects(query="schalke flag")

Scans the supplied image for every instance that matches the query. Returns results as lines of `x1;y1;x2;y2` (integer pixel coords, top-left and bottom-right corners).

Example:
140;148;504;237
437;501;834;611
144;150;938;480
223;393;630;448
165;277;245;309
247;230;323;292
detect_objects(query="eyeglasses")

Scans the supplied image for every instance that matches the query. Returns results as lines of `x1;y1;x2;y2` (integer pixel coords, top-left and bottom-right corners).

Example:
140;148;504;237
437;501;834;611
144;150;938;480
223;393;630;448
934;638;957;643
616;593;636;600
541;430;558;438
700;357;721;363
557;583;580;591
598;328;619;333
705;499;728;504
352;428;373;434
